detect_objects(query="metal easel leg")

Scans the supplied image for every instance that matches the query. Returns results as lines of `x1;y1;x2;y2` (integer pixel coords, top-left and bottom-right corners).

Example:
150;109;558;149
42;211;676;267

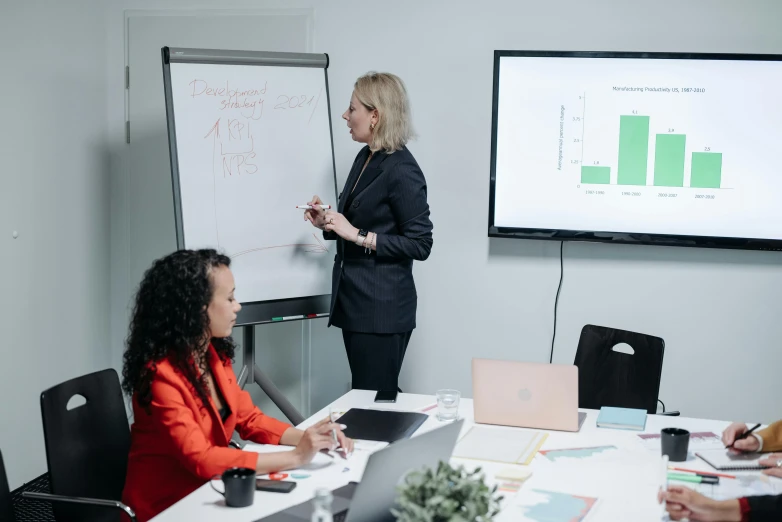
239;325;304;426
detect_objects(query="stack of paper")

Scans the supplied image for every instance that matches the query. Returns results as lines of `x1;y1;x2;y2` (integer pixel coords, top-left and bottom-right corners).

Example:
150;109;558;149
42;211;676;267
696;474;782;501
513;489;598;522
453;425;547;465
539;445;621;465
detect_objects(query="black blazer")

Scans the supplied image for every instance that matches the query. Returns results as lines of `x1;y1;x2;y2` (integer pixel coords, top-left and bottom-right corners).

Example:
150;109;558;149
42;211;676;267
324;145;433;334
748;494;782;521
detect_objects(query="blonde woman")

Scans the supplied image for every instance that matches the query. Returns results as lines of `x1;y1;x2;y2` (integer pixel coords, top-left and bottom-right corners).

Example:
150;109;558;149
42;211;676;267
304;72;432;393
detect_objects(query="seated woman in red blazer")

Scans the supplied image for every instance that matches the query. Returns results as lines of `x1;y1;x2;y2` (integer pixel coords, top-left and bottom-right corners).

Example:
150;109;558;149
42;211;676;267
121;249;353;521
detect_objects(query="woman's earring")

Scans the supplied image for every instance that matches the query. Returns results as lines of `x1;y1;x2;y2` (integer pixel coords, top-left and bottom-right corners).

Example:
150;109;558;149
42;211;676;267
369;123;375;130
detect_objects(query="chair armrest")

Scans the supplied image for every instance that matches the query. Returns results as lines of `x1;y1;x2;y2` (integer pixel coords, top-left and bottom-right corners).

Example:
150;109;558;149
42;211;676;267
22;491;136;521
656;399;679;416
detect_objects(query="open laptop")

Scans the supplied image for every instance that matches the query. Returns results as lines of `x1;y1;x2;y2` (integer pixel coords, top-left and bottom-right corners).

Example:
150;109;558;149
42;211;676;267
472;358;586;432
260;419;463;522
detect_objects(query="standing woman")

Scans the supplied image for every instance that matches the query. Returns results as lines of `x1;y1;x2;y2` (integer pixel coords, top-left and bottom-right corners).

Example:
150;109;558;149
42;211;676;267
305;72;433;392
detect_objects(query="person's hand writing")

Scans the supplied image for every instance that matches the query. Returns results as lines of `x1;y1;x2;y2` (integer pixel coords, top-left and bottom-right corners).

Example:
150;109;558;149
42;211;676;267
323;210;358;242
304;195;328;230
722;422;760;452
759;453;782;478
292;417;343;466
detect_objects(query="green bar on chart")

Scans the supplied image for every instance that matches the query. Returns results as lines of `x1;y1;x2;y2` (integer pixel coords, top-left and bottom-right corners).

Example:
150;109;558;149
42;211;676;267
617;115;650;186
654;134;686;187
690;152;723;189
581;166;611;184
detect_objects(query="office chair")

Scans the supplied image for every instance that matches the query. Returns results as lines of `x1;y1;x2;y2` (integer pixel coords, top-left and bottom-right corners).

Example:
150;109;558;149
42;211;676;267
1;449;16;522
3;448;112;522
22;369;136;521
574;324;679;416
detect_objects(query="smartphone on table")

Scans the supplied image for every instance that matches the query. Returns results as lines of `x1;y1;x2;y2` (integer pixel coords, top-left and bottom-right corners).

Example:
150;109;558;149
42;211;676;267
374;390;398;403
256;478;297;493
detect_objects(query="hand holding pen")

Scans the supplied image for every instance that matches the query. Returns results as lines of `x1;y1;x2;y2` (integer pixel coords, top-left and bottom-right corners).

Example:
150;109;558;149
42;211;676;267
723;422;762;451
302;195;331;231
329;407;354;459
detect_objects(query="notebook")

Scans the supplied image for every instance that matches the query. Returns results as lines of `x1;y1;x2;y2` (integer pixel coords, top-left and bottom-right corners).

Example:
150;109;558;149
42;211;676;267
696;449;772;471
596;407;647;431
336;408;428;443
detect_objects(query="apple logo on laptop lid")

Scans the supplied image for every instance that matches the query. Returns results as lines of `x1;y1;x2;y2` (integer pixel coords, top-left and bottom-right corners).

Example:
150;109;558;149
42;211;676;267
517;388;532;401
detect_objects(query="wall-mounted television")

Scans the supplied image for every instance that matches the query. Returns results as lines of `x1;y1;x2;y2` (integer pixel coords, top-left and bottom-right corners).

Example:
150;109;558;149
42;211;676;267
488;50;782;250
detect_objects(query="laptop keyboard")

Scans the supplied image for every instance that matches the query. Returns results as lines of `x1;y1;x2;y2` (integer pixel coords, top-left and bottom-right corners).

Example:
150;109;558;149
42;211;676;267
333;511;348;522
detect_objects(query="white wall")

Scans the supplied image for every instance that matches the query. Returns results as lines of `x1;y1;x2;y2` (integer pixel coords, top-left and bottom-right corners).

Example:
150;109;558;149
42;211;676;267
0;1;110;489
104;0;782;448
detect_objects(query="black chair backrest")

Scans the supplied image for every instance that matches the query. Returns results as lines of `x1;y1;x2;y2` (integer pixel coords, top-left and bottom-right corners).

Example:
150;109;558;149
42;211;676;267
0;450;17;522
574;324;665;414
40;369;130;522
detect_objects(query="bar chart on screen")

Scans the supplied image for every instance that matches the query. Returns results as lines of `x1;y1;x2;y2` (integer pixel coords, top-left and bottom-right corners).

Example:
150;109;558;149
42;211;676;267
570;90;729;193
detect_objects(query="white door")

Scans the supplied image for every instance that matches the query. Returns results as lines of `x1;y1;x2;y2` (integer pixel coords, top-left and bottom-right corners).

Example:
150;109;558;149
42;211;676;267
123;12;349;419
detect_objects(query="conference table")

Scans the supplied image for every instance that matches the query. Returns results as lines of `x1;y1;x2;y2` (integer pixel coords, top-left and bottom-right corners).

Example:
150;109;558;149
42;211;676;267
151;390;778;521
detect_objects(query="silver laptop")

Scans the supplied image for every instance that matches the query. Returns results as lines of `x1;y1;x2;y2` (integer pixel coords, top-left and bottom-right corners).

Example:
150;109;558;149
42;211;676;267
261;419;463;522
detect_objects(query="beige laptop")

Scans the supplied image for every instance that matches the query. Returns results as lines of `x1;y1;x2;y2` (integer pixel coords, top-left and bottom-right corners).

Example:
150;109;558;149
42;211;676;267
472;358;584;432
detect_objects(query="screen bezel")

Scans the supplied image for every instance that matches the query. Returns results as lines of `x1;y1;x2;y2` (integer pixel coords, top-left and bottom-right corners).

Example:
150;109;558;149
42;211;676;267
488;50;782;251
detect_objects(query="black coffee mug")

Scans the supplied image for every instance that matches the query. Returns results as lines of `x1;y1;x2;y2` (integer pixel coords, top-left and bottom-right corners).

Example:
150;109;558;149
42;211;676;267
210;467;255;507
661;428;690;462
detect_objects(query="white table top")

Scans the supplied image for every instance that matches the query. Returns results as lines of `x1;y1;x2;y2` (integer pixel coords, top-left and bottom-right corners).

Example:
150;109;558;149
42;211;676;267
151;390;772;522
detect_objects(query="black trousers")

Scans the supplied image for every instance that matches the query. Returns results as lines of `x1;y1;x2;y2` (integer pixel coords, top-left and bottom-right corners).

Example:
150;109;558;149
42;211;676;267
341;330;412;392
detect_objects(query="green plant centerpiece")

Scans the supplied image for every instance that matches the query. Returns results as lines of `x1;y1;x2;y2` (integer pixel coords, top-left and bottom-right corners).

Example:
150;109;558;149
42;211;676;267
392;461;503;522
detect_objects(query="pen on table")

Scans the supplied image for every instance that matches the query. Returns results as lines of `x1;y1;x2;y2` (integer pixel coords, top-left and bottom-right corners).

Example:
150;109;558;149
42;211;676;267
668;472;719;485
726;423;762;449
296;205;331;210
669;466;736;480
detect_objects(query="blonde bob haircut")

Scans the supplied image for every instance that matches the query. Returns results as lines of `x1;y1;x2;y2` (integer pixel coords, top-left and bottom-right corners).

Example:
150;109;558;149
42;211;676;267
353;72;415;153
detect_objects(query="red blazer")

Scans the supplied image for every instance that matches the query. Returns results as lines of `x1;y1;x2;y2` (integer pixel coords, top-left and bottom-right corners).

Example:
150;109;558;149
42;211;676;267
122;345;291;521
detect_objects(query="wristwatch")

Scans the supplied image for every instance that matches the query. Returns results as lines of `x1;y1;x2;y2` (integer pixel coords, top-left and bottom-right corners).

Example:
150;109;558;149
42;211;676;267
355;229;368;246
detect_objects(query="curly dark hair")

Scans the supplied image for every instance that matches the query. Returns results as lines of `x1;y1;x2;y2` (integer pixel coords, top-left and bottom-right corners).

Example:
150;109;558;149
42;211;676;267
122;248;236;413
